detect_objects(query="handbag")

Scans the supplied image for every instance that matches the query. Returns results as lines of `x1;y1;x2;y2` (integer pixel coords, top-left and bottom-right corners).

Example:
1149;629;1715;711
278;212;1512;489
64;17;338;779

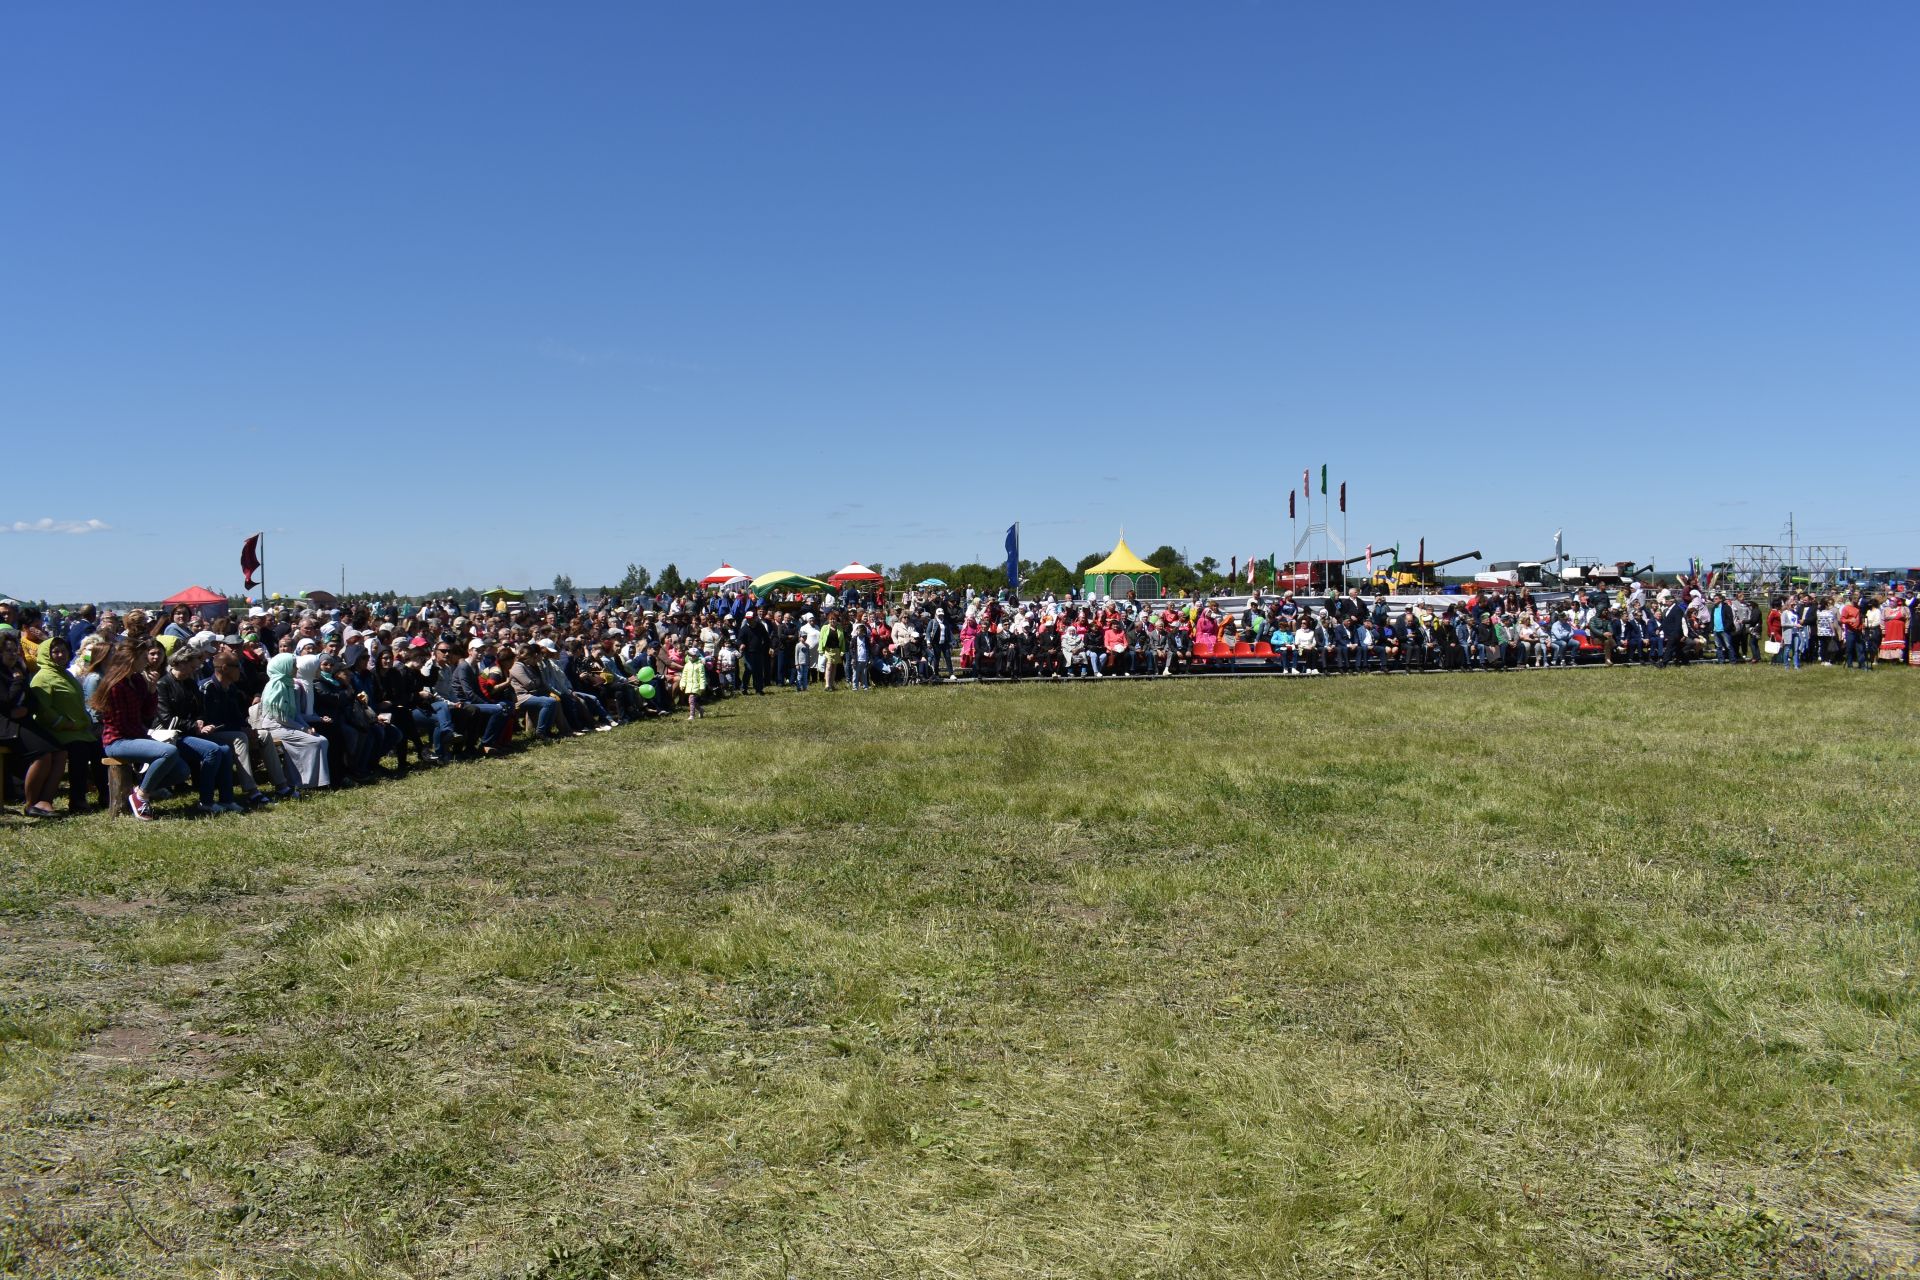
1764;640;1782;656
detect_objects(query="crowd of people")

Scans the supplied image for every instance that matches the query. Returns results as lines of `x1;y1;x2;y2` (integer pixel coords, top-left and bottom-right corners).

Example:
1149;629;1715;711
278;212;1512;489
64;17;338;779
0;576;1909;821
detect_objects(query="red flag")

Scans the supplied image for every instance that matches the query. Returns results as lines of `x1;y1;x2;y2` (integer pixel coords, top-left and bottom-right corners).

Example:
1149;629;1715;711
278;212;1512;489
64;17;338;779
1289;490;1296;519
241;532;262;590
1339;482;1346;513
1246;553;1256;586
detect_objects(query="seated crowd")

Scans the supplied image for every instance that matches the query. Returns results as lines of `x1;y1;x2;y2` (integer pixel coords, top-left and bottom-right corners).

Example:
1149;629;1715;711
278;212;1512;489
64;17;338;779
0;577;1908;820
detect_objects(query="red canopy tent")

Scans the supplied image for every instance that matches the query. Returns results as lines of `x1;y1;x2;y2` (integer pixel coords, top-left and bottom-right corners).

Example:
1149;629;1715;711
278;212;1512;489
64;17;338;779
162;585;230;618
828;562;884;587
699;562;751;587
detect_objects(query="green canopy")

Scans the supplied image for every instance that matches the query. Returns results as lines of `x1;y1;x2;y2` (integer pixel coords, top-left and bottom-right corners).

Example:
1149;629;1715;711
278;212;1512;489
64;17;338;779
915;577;947;587
751;570;830;595
483;587;526;600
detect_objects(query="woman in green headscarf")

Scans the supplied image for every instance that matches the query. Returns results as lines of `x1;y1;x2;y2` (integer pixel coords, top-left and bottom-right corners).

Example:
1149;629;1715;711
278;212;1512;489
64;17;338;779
255;653;330;793
29;634;102;813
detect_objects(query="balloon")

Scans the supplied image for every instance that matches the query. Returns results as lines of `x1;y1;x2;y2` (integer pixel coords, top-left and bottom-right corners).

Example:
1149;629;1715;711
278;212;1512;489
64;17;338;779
636;666;656;682
637;683;656;700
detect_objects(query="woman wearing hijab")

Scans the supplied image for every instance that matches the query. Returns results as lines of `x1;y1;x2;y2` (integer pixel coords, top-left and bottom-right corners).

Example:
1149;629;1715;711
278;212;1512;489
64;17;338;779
2;628;63;817
312;652;373;781
255;653;331;793
29;635;103;813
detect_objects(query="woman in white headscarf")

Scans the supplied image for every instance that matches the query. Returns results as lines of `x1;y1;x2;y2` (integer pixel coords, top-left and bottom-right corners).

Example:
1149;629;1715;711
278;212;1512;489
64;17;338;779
255;653;331;793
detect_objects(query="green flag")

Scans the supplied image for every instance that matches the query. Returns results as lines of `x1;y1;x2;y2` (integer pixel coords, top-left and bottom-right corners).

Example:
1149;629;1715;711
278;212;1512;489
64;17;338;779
1319;464;1327;495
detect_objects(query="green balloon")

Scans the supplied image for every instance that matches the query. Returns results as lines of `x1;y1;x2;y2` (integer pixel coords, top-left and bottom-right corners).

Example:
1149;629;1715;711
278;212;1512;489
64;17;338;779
637;666;656;682
637;683;656;700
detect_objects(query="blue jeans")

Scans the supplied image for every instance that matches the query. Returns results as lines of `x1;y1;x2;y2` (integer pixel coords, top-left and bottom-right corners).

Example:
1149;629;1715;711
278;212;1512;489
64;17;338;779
106;735;233;805
519;695;561;736
426;701;456;758
465;701;511;746
1715;632;1736;663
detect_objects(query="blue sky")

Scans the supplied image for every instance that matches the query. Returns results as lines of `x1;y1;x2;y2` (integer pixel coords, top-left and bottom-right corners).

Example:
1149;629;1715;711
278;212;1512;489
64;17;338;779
3;3;1915;600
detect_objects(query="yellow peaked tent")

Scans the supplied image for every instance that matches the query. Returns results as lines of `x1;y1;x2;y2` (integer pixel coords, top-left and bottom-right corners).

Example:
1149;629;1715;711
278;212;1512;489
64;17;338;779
1082;536;1161;599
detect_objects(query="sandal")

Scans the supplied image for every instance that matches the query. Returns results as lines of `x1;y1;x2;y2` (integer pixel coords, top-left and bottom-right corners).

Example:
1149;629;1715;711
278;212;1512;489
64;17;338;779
26;803;58;819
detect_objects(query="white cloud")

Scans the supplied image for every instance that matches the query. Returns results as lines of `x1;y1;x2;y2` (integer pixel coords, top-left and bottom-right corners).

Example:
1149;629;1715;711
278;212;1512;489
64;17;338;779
2;517;111;535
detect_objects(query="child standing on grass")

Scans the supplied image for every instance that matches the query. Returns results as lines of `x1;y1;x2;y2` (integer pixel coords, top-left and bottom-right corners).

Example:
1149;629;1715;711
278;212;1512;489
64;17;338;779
679;642;707;721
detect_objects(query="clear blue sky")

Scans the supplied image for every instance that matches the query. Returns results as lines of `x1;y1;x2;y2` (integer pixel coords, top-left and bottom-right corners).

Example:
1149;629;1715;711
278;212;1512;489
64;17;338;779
4;3;1915;601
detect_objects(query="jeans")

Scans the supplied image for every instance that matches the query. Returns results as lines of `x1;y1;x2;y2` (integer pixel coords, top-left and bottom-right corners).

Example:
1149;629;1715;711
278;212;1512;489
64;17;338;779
931;644;952;677
426;701;456;758
466;701;511;746
1845;632;1869;668
1715;632;1736;664
743;652;766;693
519;695;561;736
851;658;869;689
1087;651;1104;676
105;734;233;805
795;659;810;692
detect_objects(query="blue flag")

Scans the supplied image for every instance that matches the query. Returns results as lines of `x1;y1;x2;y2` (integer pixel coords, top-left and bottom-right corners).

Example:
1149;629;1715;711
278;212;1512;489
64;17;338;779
1005;523;1020;593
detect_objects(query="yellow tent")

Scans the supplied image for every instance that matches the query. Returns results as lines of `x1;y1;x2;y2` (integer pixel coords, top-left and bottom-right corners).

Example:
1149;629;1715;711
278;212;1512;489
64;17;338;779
1083;536;1162;598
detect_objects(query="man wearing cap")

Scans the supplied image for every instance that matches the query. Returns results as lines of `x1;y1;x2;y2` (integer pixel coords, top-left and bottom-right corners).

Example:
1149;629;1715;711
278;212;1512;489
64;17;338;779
435;637;511;753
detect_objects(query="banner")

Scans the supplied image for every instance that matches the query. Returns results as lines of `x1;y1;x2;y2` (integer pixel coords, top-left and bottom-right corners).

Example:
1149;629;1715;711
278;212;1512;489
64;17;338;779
1289;490;1296;519
1320;464;1327;495
241;532;262;591
1339;482;1346;514
1004;524;1020;592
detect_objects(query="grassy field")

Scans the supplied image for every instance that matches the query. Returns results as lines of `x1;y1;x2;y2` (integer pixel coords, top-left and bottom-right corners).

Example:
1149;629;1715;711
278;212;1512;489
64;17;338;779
2;666;1917;1278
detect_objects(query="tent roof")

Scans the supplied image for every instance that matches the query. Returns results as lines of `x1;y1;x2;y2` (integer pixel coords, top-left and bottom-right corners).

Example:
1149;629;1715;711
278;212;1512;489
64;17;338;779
751;570;831;593
699;563;749;585
829;562;884;584
483;587;525;599
1085;537;1158;576
163;585;226;606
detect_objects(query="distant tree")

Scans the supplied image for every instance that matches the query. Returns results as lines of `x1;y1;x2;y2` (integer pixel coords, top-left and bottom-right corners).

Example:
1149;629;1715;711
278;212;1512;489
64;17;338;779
1144;544;1198;592
656;563;684;596
953;562;1001;593
552;573;575;596
1074;552;1103;574
616;563;651;596
1026;556;1074;595
895;561;955;585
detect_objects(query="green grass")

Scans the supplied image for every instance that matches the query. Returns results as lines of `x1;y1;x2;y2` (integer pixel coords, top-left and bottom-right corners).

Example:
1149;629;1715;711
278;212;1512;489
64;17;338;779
2;667;1916;1277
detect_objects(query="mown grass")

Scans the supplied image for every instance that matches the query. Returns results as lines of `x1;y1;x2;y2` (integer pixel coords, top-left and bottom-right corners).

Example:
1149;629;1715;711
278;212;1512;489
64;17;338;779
1;666;1916;1277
